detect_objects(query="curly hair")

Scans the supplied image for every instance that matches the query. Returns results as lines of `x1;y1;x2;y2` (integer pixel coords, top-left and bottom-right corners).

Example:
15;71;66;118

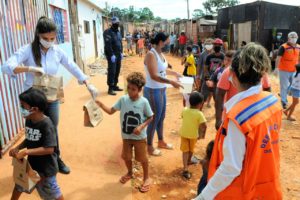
126;72;146;89
231;43;270;88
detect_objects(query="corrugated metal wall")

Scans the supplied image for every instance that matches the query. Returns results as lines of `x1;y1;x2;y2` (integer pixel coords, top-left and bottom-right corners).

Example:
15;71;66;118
0;0;48;156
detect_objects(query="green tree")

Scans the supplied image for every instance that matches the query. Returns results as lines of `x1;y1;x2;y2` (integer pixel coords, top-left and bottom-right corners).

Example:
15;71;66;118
203;0;239;14
192;9;205;18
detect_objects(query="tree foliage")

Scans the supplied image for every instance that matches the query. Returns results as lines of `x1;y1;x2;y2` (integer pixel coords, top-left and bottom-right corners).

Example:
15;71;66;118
203;0;239;14
192;9;205;18
104;6;160;22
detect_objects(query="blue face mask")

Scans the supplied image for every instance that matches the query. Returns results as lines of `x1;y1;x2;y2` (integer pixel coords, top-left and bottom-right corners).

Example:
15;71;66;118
276;36;281;40
20;107;31;118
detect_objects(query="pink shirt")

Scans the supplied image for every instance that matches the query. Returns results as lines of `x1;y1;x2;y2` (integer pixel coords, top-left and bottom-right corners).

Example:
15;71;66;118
217;67;238;102
217;67;271;103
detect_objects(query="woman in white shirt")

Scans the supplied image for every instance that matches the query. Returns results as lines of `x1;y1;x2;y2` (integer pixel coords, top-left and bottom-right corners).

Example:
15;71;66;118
144;32;182;156
2;17;98;174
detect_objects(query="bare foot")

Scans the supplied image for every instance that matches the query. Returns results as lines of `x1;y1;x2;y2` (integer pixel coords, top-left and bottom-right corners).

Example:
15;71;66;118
287;117;296;121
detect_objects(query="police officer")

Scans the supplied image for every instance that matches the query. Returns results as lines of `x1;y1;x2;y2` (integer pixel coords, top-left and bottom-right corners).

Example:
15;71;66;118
103;17;123;95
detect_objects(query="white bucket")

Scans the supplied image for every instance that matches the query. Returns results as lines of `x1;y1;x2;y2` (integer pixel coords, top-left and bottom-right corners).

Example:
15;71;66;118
179;76;194;94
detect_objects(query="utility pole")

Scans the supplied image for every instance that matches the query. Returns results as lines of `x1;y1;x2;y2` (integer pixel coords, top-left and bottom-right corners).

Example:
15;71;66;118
187;0;190;19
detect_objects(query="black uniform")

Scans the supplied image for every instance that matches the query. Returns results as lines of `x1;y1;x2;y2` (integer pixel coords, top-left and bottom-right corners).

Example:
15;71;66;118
103;27;123;89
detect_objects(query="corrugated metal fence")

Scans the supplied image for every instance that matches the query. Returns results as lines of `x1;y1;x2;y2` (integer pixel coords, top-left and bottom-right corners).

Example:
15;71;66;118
0;0;48;156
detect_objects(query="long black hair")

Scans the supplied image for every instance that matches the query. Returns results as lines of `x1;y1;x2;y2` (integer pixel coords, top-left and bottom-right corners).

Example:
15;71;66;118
32;16;57;66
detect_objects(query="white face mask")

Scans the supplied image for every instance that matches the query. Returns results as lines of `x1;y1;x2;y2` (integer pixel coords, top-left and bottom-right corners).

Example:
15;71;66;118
205;44;213;51
20;107;32;118
289;38;298;44
40;38;54;49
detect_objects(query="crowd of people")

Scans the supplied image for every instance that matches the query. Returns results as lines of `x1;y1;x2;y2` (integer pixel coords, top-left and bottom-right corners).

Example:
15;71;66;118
2;15;300;200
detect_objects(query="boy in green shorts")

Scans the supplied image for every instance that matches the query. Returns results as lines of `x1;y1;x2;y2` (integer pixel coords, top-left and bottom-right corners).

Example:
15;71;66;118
179;91;207;179
96;72;153;192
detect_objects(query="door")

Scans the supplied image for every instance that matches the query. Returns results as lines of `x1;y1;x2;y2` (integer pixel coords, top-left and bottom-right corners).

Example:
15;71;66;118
93;20;98;57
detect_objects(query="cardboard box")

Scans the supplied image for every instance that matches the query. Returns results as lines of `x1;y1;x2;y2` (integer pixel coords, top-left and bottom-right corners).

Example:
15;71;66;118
12;157;40;192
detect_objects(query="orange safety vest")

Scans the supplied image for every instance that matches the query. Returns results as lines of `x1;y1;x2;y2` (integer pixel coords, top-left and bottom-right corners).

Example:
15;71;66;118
278;43;300;72
208;91;282;200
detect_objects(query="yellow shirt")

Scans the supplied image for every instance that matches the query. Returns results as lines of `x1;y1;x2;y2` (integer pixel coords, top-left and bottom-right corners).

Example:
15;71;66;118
186;54;197;76
179;107;207;139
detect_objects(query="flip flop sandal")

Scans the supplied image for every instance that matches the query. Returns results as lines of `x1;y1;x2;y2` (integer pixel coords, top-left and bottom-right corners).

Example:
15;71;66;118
149;149;162;156
119;174;132;184
139;183;151;193
158;143;174;150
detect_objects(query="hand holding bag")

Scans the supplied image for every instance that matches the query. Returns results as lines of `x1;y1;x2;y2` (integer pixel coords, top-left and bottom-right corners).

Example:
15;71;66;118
83;99;103;127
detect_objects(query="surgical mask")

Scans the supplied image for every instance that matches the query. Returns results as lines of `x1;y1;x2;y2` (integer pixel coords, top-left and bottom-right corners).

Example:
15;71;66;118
205;44;213;51
192;49;197;54
40;38;54;49
20;107;32;118
289;38;298;44
276;36;281;40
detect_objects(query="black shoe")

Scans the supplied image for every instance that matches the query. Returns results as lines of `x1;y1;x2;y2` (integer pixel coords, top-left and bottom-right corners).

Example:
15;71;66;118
113;86;123;91
108;89;117;95
58;158;71;174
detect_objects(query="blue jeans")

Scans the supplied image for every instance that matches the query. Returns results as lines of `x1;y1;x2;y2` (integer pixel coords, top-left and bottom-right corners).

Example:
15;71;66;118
279;70;294;106
15;176;62;199
44;101;60;157
143;87;166;146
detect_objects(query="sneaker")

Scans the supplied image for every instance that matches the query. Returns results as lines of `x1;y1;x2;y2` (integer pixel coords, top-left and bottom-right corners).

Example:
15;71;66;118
58;158;70;174
108;89;117;95
113;86;123;91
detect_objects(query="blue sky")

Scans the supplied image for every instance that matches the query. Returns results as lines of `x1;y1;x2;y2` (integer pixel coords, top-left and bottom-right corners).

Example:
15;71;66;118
95;0;300;19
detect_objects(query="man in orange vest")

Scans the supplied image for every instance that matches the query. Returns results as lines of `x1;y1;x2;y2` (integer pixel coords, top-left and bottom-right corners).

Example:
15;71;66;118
276;32;300;109
193;43;282;200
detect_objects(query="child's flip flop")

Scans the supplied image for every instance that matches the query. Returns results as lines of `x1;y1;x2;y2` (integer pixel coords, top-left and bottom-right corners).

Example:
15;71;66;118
119;174;132;184
139;181;151;193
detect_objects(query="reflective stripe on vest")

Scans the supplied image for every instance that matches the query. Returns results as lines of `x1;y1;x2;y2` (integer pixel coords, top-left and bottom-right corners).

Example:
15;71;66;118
235;95;278;125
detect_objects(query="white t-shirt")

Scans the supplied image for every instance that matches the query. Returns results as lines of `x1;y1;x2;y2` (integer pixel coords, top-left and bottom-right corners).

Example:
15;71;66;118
144;48;168;89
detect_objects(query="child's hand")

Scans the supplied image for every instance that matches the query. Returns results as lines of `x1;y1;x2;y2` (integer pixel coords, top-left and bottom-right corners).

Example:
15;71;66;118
133;126;143;135
16;149;28;159
9;148;19;157
95;100;102;107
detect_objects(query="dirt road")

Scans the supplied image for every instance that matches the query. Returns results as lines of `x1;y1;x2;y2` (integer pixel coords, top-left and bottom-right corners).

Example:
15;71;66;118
0;54;299;200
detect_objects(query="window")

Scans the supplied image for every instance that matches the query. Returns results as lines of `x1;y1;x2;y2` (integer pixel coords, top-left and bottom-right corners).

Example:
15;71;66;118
50;5;70;44
84;21;90;34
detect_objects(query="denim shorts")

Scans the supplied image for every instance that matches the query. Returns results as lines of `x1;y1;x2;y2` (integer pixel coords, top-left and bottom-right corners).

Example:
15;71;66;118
290;87;300;98
15;176;62;200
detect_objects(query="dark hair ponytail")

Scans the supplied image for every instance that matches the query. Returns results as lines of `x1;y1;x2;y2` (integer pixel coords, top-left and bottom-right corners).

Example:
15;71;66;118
150;32;168;45
32;16;57;66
